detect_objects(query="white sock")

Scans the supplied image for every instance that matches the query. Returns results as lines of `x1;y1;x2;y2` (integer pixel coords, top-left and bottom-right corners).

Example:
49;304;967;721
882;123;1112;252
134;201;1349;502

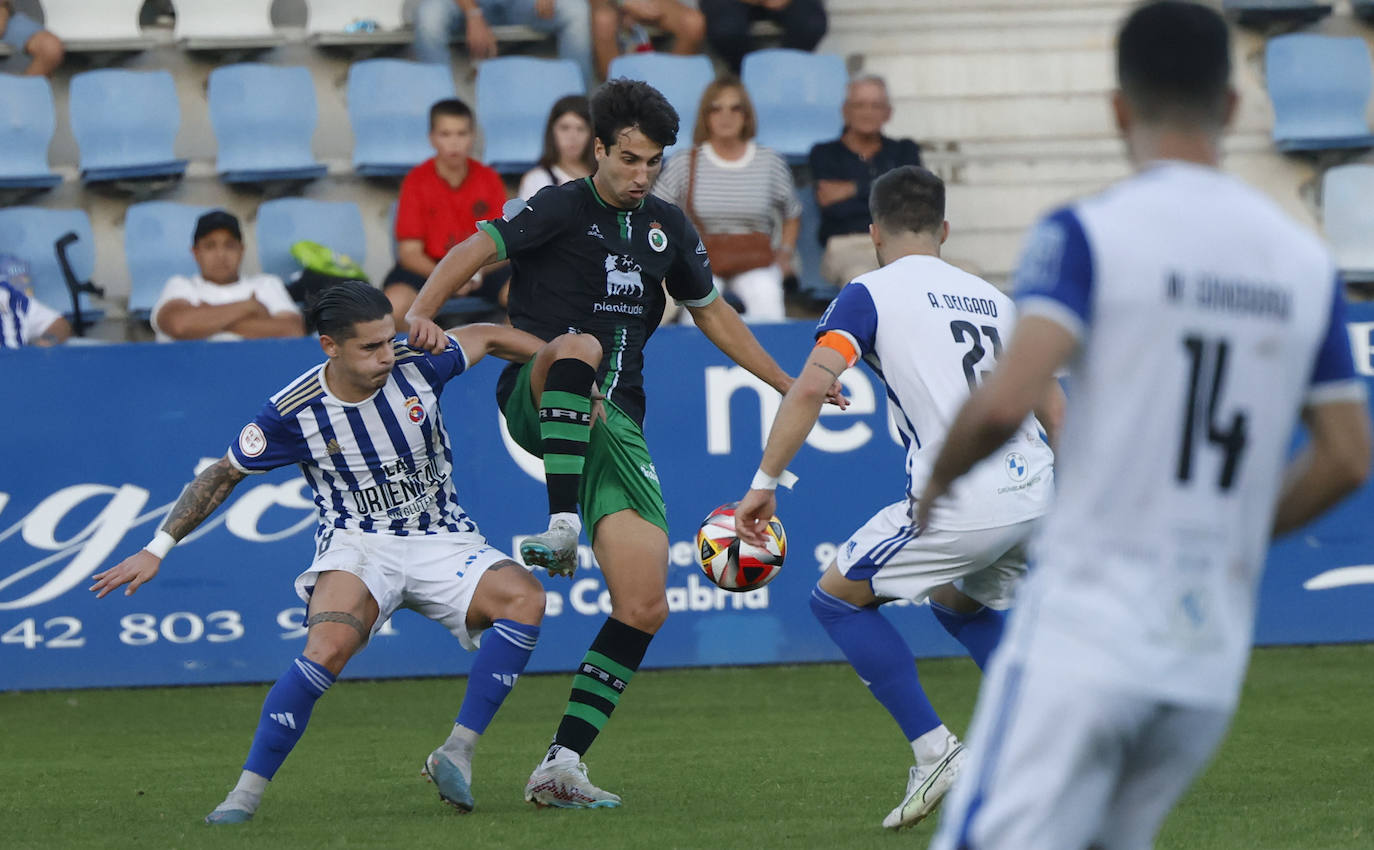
545;742;579;765
438;723;478;784
550;512;582;536
220;771;269;812
912;725;953;765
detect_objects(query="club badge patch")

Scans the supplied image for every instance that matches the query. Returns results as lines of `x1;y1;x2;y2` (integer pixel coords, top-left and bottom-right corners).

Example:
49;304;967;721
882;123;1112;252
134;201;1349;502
405;396;425;424
238;423;266;457
648;222;668;253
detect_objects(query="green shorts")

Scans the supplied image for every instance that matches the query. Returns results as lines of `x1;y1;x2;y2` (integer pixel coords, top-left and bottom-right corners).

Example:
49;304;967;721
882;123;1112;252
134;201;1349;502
502;360;668;546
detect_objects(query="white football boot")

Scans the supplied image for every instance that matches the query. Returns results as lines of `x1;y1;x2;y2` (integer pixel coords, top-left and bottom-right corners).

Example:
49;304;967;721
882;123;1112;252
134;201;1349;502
519;520;579;577
524;745;622;809
882;735;967;830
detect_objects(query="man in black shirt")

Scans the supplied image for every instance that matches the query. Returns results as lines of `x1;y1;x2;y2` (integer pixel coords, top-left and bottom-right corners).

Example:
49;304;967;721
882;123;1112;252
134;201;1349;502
407;79;843;809
809;75;922;288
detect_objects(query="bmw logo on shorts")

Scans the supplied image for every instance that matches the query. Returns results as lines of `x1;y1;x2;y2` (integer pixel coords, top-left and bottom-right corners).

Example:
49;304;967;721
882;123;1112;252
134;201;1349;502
1004;452;1028;482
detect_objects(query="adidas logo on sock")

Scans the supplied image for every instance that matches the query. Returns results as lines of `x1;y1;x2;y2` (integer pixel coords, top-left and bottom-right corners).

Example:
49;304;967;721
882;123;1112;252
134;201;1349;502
492;673;519;687
544;744;564;764
271;712;297;730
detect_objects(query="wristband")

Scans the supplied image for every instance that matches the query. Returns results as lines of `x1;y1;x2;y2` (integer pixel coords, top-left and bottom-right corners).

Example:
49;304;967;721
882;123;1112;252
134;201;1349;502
143;530;176;560
750;468;798;491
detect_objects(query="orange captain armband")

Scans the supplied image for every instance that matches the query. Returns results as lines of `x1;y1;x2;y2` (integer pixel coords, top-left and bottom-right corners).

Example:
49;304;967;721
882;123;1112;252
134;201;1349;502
816;331;860;368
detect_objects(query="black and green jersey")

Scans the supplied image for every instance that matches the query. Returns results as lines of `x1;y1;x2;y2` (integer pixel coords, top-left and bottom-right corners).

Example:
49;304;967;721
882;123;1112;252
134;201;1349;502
480;177;718;426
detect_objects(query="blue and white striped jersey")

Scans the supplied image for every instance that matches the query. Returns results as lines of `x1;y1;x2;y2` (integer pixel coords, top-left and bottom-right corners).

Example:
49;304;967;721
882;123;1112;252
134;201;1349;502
226;334;482;538
1;280;62;349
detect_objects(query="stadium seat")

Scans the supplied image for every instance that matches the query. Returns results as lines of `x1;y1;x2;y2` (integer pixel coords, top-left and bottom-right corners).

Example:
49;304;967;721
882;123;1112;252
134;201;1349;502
476;57;586;174
68;70;188;184
38;0;153;52
347;59;456;178
1322;164;1374;285
741;49;846;165
1266;34;1374;154
608;54;715;159
0;207;102;322
0;75;61;193
1223;0;1332;28
256;199;367;282
124;202;214;321
174;0;284;50
307;0;409;46
208;64;329;185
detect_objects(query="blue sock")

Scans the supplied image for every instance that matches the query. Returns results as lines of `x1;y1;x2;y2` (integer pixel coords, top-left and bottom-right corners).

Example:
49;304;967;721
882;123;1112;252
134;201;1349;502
930;602;1006;670
242;655;335;779
809;586;942;741
456;619;540;734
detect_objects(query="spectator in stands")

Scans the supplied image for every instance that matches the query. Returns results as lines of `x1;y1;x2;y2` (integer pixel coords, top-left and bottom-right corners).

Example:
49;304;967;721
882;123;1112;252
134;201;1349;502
385;98;510;326
590;0;706;80
0;0;64;76
519;94;595;200
809;75;921;287
699;0;827;74
653;75;801;323
414;0;596;86
0;255;70;348
152;211;304;343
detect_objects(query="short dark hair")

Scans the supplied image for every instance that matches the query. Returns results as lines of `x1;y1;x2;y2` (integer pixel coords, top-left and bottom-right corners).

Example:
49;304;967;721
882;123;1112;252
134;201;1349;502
308;281;392;341
869;166;945;237
1117;1;1231;127
429;97;473;131
589;78;679;152
539;94;595;172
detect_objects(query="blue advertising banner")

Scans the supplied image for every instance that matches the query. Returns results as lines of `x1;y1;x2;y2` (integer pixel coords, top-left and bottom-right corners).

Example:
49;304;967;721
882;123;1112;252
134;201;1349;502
2;308;1373;691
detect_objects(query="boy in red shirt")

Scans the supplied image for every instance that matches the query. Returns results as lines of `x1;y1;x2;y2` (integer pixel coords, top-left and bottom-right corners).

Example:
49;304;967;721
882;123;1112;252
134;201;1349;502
385;98;510;329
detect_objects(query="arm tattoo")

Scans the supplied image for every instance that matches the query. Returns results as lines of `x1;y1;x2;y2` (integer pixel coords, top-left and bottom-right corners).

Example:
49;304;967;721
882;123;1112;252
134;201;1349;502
161;457;246;541
306;611;369;641
810;361;843;381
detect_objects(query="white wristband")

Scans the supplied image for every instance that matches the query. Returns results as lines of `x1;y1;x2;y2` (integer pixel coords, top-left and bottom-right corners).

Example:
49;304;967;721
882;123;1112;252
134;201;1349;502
143;530;176;560
750;468;798;491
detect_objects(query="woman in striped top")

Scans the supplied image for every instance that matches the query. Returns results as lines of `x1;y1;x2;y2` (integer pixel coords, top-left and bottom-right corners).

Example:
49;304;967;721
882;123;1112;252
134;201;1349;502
653;75;802;322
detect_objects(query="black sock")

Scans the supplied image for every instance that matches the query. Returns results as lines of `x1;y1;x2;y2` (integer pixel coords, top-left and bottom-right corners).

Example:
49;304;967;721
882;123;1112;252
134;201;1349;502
552;618;654;756
539;358;596;517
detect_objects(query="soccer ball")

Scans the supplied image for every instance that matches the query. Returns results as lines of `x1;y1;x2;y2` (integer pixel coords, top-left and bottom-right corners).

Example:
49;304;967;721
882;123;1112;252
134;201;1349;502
696;503;786;592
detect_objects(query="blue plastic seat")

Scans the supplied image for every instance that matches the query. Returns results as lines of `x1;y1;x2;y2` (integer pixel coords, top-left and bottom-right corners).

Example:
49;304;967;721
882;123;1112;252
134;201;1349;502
1223;0;1332;27
607;54;715;159
209;64;328;184
1267;34;1374;153
1323;164;1374;284
124;202;215;321
347;59;457;178
476;57;586;174
0;76;61;191
742;49;846;165
0;207;102;321
256;199;367;281
68;70;188;183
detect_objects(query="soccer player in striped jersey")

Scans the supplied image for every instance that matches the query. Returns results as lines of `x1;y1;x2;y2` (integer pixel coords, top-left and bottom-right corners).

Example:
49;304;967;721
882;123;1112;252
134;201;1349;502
924;4;1372;848
91;282;550;823
735;165;1062;831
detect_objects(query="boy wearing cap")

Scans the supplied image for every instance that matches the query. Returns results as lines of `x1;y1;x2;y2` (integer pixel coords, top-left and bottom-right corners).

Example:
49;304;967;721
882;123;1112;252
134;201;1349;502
153;210;305;343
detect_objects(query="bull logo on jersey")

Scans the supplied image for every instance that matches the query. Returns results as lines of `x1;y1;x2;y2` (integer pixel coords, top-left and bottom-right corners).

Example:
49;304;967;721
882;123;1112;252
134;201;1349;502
604;254;645;299
1004;452;1028;482
404;396;425;424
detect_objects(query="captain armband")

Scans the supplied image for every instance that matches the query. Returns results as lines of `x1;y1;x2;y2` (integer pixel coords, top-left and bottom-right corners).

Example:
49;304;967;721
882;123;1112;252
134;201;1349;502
815;331;860;368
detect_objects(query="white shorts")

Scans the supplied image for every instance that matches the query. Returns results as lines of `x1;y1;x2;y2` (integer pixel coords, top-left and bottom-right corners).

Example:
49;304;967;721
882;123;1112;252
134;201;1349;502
294;527;514;651
835;500;1037;609
931;656;1232;850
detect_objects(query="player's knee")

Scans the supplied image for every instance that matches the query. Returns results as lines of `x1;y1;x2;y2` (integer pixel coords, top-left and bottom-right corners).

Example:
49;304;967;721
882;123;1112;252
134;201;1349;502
302;635;356;676
505;572;547;625
614;595;668;633
547;332;602;366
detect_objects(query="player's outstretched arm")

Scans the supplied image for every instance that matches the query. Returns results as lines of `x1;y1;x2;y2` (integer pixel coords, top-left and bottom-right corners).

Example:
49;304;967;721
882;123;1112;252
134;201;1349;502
737;345;847;547
407;230;501;354
449;323;546;367
89;457;247;598
1272;400;1372;537
918;315;1076;529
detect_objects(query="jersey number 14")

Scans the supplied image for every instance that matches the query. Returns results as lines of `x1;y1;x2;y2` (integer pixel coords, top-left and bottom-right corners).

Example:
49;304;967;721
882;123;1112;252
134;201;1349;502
1177;334;1249;492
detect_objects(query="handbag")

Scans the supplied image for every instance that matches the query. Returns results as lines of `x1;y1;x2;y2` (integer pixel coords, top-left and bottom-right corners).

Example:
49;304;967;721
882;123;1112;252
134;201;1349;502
685;146;775;277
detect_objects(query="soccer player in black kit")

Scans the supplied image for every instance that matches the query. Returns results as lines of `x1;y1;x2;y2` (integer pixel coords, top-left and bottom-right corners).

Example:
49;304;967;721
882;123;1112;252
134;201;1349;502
407;79;844;808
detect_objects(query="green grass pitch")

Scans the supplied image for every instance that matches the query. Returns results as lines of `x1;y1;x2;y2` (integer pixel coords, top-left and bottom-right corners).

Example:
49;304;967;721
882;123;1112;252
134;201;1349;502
2;645;1370;849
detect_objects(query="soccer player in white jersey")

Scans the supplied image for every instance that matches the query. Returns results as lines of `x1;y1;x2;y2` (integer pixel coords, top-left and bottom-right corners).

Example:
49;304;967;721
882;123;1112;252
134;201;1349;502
90;282;552;823
922;4;1373;848
735;165;1064;831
